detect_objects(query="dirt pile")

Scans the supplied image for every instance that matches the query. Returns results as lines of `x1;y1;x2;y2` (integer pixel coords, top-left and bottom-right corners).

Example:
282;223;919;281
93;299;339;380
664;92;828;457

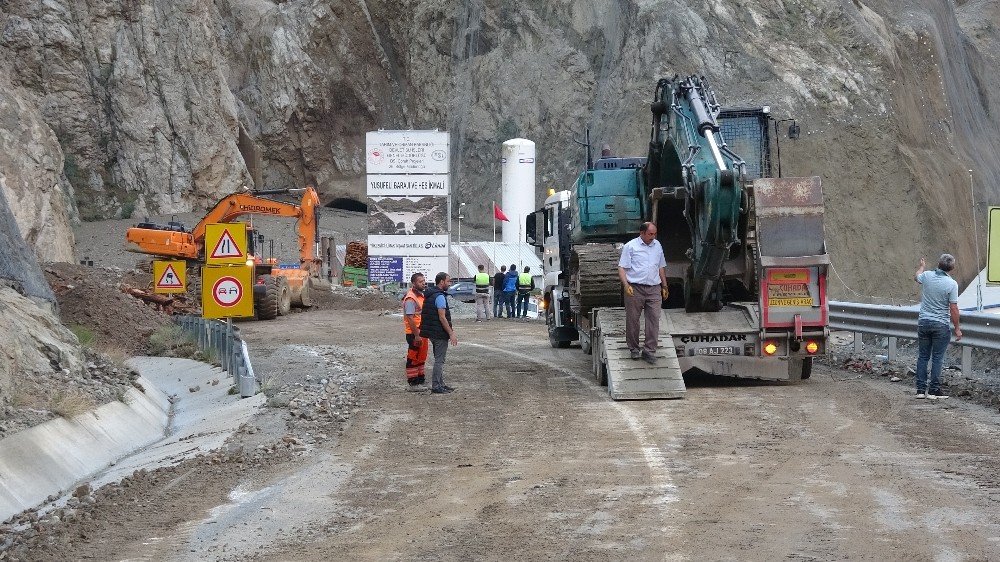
0;262;180;437
312;285;398;312
821;336;1000;409
42;263;172;356
1;349;139;438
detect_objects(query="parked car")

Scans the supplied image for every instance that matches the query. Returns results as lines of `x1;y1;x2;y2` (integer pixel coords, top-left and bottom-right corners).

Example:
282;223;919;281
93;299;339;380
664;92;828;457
447;281;478;303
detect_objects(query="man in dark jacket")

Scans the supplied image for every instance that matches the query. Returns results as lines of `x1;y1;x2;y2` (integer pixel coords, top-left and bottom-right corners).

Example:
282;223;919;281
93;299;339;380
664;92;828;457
493;265;507;318
419;272;459;394
503;264;519;318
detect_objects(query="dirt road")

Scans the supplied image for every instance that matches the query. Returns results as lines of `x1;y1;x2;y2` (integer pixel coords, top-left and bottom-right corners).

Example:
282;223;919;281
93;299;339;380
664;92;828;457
14;307;1000;560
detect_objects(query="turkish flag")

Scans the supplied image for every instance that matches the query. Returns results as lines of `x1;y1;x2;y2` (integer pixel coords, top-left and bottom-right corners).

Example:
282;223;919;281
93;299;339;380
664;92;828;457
494;203;510;222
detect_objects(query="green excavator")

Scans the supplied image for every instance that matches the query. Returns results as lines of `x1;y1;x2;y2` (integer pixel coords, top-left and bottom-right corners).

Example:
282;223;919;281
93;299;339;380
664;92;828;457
528;75;829;398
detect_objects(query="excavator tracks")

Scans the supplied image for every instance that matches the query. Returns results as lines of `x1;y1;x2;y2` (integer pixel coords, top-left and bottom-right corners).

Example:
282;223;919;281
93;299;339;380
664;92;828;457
569;244;624;315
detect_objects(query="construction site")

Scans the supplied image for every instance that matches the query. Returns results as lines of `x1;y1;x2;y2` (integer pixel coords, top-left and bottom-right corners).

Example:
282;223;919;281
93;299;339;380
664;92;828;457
5;0;1000;560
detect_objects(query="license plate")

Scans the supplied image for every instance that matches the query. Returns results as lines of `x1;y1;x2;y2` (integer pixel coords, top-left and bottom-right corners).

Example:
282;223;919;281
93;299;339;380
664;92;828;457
694;346;739;356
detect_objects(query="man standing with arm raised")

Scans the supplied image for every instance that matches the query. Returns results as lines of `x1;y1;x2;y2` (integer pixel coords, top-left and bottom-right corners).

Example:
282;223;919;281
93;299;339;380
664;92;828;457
618;222;669;365
913;254;962;399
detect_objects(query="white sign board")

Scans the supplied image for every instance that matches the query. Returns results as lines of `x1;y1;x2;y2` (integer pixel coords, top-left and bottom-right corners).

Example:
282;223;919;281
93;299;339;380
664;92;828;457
366;130;450;174
366;174;450;196
368;234;449;257
404;256;451;280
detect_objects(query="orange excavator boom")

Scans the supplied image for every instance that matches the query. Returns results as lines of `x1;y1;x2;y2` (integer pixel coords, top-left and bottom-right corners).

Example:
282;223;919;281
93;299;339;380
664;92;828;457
125;186;321;269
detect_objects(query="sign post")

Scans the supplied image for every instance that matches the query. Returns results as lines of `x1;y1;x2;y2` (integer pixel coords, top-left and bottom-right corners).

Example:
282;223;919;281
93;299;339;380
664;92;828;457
205;224;249;266
988;206;1000;286
365;130;451;285
152;260;187;294
202;223;254;319
201;264;254;319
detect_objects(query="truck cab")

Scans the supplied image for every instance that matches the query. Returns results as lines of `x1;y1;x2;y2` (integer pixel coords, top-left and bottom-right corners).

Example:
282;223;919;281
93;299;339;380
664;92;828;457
526;190;578;348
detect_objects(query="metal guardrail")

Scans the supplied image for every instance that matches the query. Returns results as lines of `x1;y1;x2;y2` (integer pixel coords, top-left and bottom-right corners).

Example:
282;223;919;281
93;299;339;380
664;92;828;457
829;300;1000;372
175;315;258;397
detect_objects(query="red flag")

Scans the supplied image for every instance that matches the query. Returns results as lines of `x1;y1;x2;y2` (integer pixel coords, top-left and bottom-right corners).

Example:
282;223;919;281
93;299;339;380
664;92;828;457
494;203;509;222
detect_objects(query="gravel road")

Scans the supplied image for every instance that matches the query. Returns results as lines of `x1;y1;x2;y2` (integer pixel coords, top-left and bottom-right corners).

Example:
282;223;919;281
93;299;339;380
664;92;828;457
10;305;1000;560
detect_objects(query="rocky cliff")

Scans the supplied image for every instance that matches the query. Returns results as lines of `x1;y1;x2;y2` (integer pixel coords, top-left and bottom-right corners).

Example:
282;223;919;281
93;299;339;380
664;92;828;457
0;0;997;298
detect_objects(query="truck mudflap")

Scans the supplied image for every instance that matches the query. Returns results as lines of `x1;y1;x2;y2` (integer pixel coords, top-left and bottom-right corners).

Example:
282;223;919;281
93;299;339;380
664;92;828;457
681;354;811;381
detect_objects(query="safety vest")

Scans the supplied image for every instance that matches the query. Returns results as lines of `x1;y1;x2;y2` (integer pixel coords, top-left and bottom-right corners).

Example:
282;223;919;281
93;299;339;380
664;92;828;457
517;272;532;292
402;288;425;335
474;272;490;293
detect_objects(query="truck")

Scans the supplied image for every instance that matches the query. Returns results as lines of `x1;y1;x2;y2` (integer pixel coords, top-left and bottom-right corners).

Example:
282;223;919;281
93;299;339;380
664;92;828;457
526;76;829;399
125;186;324;320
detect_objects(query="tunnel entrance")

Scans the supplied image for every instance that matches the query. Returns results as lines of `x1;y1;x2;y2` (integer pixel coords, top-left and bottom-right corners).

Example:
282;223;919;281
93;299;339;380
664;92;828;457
326;197;368;213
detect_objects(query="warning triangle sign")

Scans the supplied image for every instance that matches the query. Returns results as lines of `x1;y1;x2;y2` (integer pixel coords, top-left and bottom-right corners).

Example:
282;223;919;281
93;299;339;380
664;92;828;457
156;264;184;288
210;228;245;259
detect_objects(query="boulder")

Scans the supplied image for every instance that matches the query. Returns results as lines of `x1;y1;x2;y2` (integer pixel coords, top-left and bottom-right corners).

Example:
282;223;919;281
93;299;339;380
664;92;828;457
0;287;84;405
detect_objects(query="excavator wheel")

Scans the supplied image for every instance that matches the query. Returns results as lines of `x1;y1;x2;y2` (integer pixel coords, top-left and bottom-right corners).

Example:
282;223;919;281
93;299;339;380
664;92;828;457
296;277;313;308
277;276;292;316
256;275;281;320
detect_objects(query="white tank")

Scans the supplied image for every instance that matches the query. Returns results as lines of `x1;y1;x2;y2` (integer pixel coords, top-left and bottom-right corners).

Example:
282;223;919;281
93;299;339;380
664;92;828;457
501;138;536;245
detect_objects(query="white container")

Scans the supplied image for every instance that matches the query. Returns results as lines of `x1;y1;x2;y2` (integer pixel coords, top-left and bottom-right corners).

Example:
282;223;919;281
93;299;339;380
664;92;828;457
501;139;536;245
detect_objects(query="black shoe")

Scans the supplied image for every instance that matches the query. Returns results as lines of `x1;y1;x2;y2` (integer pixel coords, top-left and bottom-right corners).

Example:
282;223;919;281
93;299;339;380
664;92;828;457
431;387;453;394
443;385;455;391
630;349;642;360
641;352;657;365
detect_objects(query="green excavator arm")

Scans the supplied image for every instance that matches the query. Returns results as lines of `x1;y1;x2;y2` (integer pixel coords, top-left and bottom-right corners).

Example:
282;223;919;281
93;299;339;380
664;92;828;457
645;76;749;311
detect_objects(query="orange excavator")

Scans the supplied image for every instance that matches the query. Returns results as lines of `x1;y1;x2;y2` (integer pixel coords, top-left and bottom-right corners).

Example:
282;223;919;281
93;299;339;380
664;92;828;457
125;186;323;320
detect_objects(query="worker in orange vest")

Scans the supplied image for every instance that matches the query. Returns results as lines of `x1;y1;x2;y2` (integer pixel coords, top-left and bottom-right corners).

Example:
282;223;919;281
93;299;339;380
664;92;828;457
402;272;429;388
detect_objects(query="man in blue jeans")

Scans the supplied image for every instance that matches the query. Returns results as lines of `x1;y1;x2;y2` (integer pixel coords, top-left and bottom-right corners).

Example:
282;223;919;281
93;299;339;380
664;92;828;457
503;264;518;318
914;254;962;399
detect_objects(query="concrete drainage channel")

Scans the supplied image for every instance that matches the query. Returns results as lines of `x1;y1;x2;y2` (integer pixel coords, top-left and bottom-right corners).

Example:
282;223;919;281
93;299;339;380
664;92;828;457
0;318;265;523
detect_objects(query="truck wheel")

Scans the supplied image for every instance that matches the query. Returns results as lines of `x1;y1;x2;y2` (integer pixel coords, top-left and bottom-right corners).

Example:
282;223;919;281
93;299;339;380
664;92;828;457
256;275;280;320
548;326;570;348
297;277;313;308
277;276;291;316
596;358;608;386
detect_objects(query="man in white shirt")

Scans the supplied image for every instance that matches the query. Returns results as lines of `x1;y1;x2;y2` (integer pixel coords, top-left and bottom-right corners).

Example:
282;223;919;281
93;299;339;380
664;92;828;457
618;222;669;364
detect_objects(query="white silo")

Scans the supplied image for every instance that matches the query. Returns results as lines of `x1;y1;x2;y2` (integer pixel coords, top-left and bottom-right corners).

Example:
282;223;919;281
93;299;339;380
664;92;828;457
501;138;536;245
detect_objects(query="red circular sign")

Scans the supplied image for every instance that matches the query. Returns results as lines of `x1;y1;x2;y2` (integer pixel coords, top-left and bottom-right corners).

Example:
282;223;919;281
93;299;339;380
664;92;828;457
212;276;243;307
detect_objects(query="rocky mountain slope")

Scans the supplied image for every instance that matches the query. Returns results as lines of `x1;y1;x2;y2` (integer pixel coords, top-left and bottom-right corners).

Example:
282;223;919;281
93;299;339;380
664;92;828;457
0;0;998;298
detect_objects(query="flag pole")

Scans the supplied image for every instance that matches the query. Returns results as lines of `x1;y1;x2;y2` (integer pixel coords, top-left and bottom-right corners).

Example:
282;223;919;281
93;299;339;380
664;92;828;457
492;200;497;271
